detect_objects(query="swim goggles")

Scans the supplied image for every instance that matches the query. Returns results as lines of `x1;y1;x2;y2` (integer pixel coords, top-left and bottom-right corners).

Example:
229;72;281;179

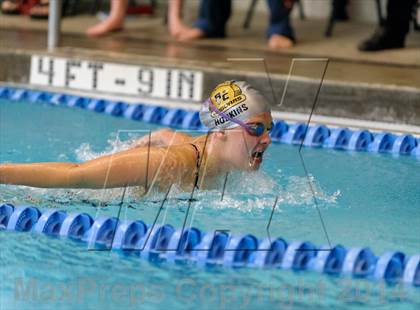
245;121;274;137
206;98;273;137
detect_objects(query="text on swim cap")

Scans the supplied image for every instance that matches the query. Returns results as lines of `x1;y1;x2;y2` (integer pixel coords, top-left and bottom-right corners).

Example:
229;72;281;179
213;103;249;127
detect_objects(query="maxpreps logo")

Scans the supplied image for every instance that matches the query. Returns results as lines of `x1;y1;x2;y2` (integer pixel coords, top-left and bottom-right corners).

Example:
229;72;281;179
209;81;248;126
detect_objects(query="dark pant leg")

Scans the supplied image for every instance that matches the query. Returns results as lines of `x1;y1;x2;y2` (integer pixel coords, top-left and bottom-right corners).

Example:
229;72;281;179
385;0;416;39
266;0;295;40
332;0;349;20
194;0;232;38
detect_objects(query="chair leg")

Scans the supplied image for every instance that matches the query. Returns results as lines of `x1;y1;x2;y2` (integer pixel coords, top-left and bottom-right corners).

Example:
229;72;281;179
62;0;68;16
63;0;78;16
325;0;335;37
243;0;258;29
296;0;305;20
413;0;420;30
375;0;385;26
163;1;168;25
325;17;335;37
91;0;102;15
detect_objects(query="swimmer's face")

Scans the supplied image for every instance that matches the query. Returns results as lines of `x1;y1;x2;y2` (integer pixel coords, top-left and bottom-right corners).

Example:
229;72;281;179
223;112;273;171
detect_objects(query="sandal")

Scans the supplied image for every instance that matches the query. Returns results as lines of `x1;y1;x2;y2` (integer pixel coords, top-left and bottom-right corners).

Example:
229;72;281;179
29;0;49;19
1;0;23;15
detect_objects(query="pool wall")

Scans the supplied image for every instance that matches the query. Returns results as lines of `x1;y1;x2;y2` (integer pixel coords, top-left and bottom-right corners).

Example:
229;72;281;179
0;50;420;126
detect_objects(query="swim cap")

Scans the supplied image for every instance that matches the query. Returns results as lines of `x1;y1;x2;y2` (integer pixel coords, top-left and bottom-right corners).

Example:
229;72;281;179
199;81;271;130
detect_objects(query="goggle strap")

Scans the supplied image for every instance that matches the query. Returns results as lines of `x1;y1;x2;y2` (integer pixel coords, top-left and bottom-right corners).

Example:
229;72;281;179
206;98;253;132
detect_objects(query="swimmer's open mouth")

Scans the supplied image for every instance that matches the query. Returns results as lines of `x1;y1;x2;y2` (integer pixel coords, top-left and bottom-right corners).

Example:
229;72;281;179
252;151;264;159
250;150;265;166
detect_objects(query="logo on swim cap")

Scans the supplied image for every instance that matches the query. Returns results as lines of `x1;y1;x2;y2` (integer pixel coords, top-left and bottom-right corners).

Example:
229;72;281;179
199;80;271;130
209;81;247;118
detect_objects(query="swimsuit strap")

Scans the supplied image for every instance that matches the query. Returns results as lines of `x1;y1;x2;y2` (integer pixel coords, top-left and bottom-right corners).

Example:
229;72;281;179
189;143;201;189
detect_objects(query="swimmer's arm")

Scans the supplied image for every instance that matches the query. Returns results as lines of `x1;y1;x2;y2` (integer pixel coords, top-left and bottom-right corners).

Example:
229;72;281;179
0;162;80;188
0;147;172;189
134;128;192;148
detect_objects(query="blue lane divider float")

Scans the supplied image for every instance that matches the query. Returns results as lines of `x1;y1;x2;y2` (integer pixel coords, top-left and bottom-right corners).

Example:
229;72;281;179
33;209;67;236
403;255;420;286
86;98;106;112
2;204;418;286
123;103;145;120
181;111;202;130
281;241;317;271
0;203;14;229
310;244;347;275
280;123;307;145
67;96;88;109
223;234;259;267
104;101;127;117
373;252;406;285
112;220;148;251
342;247;377;278
369;133;396;153
82;216;119;249
59;212;93;240
323;128;351;150
253;237;288;268
303;125;330;147
165;227;203;262
347;130;373;151
139;224;175;262
0;86;418;159
193;231;230;266
6;206;41;232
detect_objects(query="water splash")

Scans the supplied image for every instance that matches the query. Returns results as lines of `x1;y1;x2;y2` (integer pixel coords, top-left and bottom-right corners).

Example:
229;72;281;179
75;136;139;162
139;171;341;213
280;175;341;206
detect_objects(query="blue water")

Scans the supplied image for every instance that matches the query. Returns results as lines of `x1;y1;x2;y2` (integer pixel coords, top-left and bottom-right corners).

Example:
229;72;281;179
0;99;419;309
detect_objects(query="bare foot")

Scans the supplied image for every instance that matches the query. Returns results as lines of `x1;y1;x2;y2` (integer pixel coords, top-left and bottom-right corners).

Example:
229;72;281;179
177;27;205;41
168;18;189;38
1;0;20;13
268;34;294;49
86;19;124;37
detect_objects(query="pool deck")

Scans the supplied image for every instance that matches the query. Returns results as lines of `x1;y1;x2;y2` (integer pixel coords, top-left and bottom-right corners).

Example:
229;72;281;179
0;11;419;129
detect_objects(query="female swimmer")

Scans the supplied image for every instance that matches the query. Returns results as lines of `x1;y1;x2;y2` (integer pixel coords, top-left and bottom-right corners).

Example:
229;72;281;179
0;81;273;193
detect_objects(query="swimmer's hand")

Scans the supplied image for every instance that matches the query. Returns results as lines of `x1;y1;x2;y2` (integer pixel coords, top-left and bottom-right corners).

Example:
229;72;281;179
133;128;193;148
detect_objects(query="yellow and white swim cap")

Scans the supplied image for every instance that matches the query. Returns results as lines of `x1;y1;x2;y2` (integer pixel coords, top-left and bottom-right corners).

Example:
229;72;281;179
199;81;271;130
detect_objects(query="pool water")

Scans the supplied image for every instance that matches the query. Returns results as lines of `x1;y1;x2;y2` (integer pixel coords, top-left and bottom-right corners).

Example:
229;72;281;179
0;99;419;309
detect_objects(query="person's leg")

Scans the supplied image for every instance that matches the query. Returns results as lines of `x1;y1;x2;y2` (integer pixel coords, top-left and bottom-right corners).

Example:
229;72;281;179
266;0;295;49
177;0;231;41
86;0;128;37
28;0;50;19
168;0;188;37
358;0;416;51
385;0;415;39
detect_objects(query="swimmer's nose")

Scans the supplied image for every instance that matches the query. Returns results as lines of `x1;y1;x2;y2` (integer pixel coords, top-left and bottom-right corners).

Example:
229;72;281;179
260;132;272;145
